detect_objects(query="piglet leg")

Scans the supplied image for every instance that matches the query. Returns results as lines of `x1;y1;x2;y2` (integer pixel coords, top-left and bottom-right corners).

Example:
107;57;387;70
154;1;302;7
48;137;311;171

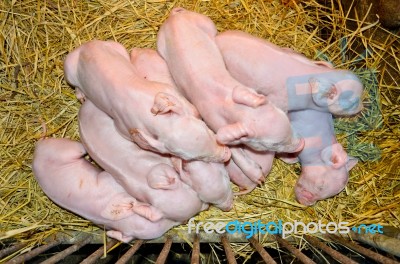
230;148;264;184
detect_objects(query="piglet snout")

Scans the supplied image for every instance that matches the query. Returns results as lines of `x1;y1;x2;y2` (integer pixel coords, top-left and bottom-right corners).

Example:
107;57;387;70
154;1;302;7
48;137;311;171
296;189;316;206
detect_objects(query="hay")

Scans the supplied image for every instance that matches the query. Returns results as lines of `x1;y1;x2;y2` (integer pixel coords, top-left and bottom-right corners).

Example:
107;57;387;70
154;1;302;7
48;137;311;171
0;0;399;260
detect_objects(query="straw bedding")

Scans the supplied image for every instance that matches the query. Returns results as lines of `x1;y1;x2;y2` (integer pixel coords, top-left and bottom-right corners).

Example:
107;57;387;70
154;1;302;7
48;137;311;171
0;0;399;260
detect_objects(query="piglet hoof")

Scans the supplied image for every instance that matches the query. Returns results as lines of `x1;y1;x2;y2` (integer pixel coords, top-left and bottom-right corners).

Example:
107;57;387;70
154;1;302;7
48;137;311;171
75;88;86;103
201;203;210;211
257;175;265;184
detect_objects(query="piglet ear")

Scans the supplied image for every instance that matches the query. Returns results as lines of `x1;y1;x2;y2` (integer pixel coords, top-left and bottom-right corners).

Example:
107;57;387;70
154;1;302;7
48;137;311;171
130;128;167;154
101;193;138;221
102;191;164;222
217;122;251;145
232;86;266;108
310;78;340;107
346;156;358;171
151;92;183;115
321;143;348;169
147;163;179;190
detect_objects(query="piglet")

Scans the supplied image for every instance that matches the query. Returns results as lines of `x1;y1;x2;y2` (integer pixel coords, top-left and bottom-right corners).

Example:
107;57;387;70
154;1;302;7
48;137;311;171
215;30;363;115
79;100;209;221
63;40;230;163
32;138;179;242
129;48;234;211
289;110;358;205
157;8;304;154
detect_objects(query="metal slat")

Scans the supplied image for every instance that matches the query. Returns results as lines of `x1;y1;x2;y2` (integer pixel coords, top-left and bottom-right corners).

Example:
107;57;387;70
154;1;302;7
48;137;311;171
80;239;118;264
304;235;359;264
4;239;61;264
1;231;399;264
248;237;277;264
0;243;27;259
190;235;200;264
349;231;400;258
40;235;92;264
329;234;400;264
274;235;316;264
115;240;143;264
155;236;172;264
221;235;237;264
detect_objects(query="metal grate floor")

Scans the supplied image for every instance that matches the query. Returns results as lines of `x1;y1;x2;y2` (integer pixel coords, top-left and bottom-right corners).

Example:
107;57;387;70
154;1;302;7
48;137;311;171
1;231;400;264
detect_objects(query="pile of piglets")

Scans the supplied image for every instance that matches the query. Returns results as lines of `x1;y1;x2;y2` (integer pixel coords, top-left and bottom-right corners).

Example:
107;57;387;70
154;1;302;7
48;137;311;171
32;7;362;242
